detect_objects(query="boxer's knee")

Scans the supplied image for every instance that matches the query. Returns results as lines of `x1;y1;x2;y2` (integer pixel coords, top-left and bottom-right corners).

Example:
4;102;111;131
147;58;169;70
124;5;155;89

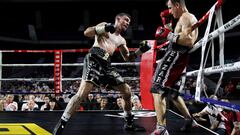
122;84;132;101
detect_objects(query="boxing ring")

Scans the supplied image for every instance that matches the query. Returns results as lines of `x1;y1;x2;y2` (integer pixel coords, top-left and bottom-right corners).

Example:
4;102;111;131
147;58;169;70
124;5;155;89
0;0;240;134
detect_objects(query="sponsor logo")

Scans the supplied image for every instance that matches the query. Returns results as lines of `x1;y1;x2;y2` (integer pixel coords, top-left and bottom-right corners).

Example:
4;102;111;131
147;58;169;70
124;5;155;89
212;63;234;70
105;111;156;118
0;123;51;135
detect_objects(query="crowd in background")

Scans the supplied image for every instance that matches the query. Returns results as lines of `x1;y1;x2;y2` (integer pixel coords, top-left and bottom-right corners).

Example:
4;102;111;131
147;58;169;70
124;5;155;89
0;79;142;112
0;91;142;112
1;77;240;134
1;67;240;134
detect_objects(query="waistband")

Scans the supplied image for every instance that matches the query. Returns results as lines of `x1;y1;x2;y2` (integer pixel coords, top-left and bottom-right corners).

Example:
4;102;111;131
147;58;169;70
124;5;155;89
89;47;111;61
170;43;190;54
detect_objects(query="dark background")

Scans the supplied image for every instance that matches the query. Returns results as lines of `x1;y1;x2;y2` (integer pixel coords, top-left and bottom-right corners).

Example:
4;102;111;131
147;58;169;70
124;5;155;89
0;0;239;64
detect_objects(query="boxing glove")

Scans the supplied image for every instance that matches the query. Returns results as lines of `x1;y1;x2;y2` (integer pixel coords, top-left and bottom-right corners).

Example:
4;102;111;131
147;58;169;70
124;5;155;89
105;23;116;33
134;40;152;56
160;9;173;26
128;40;151;61
95;23;116;35
155;26;179;43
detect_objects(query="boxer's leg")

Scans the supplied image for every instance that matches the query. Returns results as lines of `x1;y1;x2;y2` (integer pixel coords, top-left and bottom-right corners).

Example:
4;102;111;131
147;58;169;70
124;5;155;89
113;83;146;132
53;53;101;135
62;81;94;121
152;93;169;135
53;81;94;135
113;83;132;116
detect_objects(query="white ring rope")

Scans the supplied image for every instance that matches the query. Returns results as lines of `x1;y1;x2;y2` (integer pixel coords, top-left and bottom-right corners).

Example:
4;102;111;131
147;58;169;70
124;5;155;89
186;61;240;77
185;13;240;101
194;3;216;101
0;62;140;67
189;14;240;53
214;8;225;95
0;77;140;81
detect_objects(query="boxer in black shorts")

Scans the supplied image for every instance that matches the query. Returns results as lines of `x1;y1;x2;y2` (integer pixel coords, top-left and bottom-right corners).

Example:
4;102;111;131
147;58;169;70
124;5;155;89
150;0;199;134
52;13;146;135
82;47;125;88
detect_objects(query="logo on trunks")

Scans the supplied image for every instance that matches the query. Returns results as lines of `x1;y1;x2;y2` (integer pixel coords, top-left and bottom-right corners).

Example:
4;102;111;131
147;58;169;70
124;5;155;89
156;51;176;83
103;53;110;60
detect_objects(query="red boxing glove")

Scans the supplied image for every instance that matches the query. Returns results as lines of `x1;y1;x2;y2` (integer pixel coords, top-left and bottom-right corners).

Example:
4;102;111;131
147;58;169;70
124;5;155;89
160;9;172;26
160;9;171;17
155;26;179;43
155;26;171;39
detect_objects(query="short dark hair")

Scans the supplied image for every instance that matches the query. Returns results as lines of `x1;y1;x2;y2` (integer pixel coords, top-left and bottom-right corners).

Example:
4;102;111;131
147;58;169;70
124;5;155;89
169;0;186;6
116;13;131;20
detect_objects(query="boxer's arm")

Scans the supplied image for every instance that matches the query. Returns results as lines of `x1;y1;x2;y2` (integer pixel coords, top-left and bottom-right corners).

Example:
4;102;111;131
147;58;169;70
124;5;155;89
119;39;151;61
177;14;198;47
118;41;130;61
125;40;152;61
84;22;107;37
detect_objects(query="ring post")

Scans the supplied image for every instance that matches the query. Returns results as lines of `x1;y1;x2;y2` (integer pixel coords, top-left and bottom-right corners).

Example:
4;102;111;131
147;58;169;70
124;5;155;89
54;50;62;95
140;40;157;110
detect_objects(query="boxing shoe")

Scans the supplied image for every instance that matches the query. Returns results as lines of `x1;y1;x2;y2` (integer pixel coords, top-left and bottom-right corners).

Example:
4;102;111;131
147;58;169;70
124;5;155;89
151;126;169;135
180;118;193;132
124;114;146;132
52;119;67;135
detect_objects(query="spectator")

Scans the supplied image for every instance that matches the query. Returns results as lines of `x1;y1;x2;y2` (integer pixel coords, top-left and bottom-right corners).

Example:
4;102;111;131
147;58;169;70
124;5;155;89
40;96;50;111
114;97;123;110
21;95;39;111
231;119;240;135
230;111;240;135
224;81;235;97
131;92;139;103
236;82;240;91
132;97;143;110
55;95;65;103
99;97;109;110
83;94;98;110
45;99;62;111
95;94;102;103
0;95;5;111
95;94;102;109
220;99;235;135
49;99;57;111
22;100;39;111
0;100;3;111
235;82;240;97
4;94;18;111
192;95;227;135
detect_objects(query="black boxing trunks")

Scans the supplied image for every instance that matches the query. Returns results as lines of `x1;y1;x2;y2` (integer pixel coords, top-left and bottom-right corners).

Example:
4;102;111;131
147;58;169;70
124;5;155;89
82;47;125;87
151;43;189;94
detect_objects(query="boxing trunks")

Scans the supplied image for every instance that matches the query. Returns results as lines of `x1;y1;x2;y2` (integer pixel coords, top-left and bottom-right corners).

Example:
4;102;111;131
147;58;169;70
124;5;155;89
151;43;189;94
82;47;125;87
